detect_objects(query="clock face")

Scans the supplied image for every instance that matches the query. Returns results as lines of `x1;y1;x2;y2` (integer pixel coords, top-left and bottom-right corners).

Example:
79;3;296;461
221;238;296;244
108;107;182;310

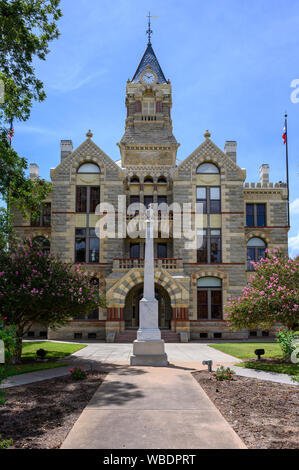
142;72;156;84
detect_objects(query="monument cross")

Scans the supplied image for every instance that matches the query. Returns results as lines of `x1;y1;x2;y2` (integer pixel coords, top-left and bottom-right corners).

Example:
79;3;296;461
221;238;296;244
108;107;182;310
130;205;169;366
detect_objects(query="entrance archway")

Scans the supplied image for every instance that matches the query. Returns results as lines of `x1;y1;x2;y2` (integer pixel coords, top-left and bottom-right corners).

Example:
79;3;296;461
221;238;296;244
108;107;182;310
124;283;172;329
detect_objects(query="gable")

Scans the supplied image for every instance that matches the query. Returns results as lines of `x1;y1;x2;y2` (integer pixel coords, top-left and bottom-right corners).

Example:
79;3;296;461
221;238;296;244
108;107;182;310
176;138;246;181
51;138;124;181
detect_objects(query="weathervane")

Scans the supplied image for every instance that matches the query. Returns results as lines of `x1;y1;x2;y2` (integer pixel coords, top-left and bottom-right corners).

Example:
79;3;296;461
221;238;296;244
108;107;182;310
146;11;157;44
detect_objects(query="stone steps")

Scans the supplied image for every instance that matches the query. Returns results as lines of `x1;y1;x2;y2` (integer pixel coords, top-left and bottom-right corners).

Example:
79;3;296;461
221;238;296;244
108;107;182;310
115;330;181;343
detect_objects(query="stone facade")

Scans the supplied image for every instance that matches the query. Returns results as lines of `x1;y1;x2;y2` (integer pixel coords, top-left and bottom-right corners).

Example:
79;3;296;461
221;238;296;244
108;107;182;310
12;41;289;342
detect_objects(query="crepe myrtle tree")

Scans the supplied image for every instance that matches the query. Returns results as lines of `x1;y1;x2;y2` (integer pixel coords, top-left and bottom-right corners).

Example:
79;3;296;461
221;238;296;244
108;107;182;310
225;248;299;332
0;238;105;362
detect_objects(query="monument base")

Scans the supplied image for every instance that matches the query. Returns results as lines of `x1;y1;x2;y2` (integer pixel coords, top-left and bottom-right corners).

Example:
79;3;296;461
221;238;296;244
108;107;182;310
130;340;169;367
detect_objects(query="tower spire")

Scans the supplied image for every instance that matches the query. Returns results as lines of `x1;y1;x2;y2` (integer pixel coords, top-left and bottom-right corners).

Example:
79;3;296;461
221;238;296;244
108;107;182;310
146;11;156;45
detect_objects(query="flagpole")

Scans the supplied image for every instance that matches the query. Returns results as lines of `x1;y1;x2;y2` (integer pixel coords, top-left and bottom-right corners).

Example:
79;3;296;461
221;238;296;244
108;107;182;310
285;112;290;227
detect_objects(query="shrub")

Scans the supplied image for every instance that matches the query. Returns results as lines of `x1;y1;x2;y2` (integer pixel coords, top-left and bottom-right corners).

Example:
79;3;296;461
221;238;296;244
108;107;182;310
275;328;296;360
36;348;47;359
0;435;13;449
69;366;88;380
213;366;235;381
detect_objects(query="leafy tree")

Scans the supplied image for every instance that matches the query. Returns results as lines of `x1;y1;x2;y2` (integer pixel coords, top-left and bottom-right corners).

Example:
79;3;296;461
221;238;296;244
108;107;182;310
0;238;105;362
225;249;299;331
0;0;62;247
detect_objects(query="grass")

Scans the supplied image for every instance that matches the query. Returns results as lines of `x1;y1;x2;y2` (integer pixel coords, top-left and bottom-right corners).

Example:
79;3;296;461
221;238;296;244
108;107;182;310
2;341;87;378
209;342;282;359
209;341;299;377
235;361;298;377
2;362;67;378
21;341;86;359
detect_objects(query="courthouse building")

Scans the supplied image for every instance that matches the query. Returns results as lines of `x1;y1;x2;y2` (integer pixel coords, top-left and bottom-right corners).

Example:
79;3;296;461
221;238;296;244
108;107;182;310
13;36;289;341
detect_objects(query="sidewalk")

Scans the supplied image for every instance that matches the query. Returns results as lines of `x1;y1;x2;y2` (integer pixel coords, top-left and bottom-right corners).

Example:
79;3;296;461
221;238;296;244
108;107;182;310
0;366;71;389
61;364;246;449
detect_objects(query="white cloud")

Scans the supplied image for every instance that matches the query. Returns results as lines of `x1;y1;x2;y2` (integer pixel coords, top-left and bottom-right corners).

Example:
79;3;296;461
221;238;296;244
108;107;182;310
49;67;107;93
289;231;299;258
290;198;299;215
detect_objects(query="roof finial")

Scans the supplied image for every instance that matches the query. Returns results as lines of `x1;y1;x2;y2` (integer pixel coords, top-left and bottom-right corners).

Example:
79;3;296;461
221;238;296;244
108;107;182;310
86;129;93;139
204;130;211;139
146;11;157;44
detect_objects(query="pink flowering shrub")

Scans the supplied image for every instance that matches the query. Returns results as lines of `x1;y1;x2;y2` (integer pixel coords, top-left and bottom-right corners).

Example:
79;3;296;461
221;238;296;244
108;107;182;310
0;238;105;361
226;248;299;331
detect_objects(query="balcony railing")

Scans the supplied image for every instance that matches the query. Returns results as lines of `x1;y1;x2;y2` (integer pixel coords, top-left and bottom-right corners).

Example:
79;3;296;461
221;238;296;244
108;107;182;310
113;258;183;271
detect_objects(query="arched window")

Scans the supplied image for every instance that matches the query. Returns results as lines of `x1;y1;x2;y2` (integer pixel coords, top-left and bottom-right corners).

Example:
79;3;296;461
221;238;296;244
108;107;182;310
33;237;50;254
77;163;100;174
196;163;220;174
197;277;222;320
144;176;153;184
247;238;266;270
130;176;140;184
157;176;167;184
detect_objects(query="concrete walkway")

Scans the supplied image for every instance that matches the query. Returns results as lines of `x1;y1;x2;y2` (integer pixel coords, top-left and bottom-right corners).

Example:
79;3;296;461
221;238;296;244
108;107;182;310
61;364;246;449
1;343;297;388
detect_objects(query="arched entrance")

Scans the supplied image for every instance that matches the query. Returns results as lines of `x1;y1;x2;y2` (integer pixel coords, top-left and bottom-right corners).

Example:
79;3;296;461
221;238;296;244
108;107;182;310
124;283;172;329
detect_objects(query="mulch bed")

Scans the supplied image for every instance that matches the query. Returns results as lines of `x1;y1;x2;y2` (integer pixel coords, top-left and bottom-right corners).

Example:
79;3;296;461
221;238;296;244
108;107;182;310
0;371;106;449
193;370;299;449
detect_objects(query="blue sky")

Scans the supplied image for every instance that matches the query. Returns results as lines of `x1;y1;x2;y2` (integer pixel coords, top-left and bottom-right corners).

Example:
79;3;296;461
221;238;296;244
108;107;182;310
11;0;299;256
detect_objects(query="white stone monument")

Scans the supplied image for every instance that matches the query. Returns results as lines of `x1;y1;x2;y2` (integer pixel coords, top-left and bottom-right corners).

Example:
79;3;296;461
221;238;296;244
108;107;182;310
130;206;168;366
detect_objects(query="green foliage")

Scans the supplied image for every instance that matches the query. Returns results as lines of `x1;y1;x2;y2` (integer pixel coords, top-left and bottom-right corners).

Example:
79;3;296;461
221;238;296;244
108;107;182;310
0;0;61;249
226;249;299;331
212;366;235;381
0;0;62;123
275;328;296;360
0;239;105;360
209;342;282;359
0;435;12;449
69;366;88;381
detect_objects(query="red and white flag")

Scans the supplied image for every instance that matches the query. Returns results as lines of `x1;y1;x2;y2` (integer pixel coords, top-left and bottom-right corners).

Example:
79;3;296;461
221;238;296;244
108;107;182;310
282;124;287;144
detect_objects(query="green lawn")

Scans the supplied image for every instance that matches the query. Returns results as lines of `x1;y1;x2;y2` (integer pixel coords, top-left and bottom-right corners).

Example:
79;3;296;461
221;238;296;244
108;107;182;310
235;361;298;376
2;362;67;378
21;341;86;359
209;342;282;359
2;341;86;378
209;342;299;378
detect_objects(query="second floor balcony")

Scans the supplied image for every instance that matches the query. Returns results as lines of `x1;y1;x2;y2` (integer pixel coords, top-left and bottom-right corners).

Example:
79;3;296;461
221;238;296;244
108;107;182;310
113;258;183;271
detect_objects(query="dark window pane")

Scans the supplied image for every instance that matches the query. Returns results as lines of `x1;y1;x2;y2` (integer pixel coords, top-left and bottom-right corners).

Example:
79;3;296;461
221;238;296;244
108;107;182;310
210;237;221;263
257;215;266;227
89;238;99;263
257;204;266;215
88;308;99;320
246;204;254;226
90;187;100;213
211;291;222;319
157;243;167;259
42;203;51;226
247;247;255;270
144;196;153;209
210;200;221;214
76;187;87;213
197;237;208;263
89;228;97;237
75;238;86;262
130;244;140;258
197;290;208;319
257;248;266;260
76;228;86;236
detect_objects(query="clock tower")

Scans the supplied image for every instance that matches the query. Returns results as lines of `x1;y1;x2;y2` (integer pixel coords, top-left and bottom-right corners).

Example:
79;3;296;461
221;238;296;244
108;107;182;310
118;32;179;168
